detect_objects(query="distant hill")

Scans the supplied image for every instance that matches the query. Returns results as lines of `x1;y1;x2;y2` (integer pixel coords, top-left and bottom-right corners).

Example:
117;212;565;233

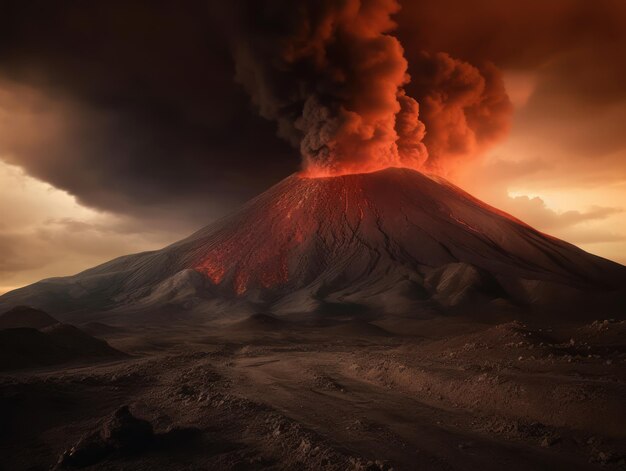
0;308;125;371
0;306;58;329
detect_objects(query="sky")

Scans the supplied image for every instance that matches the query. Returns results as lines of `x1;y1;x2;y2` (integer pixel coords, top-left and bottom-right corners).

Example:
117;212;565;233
0;0;625;294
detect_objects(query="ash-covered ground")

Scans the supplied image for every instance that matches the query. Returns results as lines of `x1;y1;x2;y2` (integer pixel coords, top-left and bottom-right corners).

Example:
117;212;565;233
2;312;625;470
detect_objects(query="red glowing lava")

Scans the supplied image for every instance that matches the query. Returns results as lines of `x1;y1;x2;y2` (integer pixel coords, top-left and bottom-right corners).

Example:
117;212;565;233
298;161;423;179
191;167;566;298
194;185;306;295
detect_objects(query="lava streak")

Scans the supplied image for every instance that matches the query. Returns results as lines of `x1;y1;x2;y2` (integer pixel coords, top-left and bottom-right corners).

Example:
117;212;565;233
192;167;586;298
194;174;373;296
195;187;309;295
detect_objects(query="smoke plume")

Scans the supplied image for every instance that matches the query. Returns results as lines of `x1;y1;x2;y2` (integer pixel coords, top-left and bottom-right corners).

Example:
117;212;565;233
229;0;511;177
406;52;512;173
230;0;428;176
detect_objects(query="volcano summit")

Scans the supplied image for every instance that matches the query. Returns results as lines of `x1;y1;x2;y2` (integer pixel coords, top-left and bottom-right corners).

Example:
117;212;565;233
1;168;624;321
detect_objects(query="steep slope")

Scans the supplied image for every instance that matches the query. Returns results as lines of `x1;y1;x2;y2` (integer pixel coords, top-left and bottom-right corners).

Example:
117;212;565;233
0;168;624;319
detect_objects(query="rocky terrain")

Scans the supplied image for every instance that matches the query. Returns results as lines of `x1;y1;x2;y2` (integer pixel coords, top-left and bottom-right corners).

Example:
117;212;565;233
2;313;625;470
1;168;625;469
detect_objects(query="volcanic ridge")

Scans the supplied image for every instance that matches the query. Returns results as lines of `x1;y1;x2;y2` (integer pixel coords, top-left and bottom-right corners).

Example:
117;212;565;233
1;168;624;320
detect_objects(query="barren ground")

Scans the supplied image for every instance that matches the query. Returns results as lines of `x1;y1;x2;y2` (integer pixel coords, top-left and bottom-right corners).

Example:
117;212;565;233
2;314;625;470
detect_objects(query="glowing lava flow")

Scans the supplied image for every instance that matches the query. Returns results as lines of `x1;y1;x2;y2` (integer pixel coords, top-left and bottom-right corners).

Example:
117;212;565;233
194;174;372;296
298;155;425;179
191;167;593;299
194;185;310;295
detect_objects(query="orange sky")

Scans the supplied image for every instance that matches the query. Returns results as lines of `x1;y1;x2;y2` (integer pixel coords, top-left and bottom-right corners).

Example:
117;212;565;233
454;70;626;268
0;1;624;294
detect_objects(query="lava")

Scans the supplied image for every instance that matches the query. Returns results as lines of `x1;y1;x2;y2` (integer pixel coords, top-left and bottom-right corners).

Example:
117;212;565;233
298;161;421;179
194;174;372;295
191;167;607;298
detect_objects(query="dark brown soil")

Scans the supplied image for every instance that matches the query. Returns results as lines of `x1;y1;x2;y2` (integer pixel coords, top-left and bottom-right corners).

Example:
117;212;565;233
1;314;625;470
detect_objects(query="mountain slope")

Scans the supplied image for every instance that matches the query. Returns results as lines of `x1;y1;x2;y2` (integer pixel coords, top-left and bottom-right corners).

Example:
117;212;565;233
1;168;624;319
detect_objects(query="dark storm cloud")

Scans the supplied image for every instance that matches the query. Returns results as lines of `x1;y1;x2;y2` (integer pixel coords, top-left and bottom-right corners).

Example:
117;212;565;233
0;0;624;220
0;0;297;220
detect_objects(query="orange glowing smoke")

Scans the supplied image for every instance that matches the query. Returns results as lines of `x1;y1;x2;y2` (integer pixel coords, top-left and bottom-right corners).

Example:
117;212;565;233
230;0;511;178
231;0;428;177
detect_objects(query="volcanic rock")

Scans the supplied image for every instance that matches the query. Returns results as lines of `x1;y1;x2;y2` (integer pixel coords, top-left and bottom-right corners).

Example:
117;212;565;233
0;168;624;319
56;406;154;469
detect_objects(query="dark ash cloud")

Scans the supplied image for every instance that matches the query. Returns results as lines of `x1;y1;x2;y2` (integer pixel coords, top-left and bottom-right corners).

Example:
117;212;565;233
228;0;430;175
0;0;297;220
0;0;623;222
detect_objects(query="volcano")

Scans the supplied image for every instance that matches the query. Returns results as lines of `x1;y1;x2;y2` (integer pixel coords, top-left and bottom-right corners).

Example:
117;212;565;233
1;168;624;320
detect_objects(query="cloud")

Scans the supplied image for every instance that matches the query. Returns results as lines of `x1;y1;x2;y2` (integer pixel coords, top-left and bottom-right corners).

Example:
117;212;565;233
0;1;299;219
0;0;516;209
0;0;622;216
228;1;512;176
0;0;620;215
232;0;426;176
398;0;626;176
455;156;626;266
505;195;623;230
0;161;180;294
404;52;511;173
